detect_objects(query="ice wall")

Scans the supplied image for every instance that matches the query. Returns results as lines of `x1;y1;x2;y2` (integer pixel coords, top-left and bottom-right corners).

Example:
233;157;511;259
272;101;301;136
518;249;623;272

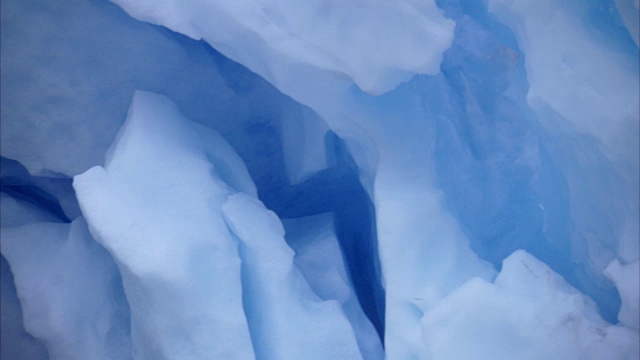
103;0;639;358
1;0;638;358
489;0;640;268
111;0;455;95
73;91;364;359
1;218;131;360
283;214;384;360
0;256;49;360
0;0;233;177
422;251;638;360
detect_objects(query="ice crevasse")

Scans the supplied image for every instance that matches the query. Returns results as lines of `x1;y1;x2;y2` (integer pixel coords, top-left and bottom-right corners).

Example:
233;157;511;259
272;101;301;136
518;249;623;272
0;0;638;359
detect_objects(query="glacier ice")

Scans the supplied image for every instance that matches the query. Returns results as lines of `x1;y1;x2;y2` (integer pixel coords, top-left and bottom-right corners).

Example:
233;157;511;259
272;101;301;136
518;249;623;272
605;259;640;329
222;194;362;360
279;106;333;184
73;91;258;359
0;0;234;177
1;157;82;222
282;214;384;360
1;0;638;359
74;91;362;359
1;192;61;228
1;255;49;360
421;250;639;360
111;0;455;95
1;218;130;360
615;0;640;46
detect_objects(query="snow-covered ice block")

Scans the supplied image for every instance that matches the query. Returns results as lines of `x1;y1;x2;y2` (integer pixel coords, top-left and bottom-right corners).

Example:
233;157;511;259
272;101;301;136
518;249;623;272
421;250;640;360
605;259;640;329
223;195;363;360
111;0;455;95
0;218;131;360
74;91;255;360
282;213;384;360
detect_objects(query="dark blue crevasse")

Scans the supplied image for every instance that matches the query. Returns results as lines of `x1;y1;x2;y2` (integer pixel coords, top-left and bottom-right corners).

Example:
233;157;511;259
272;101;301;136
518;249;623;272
0;157;74;223
262;132;386;340
54;0;388;338
191;40;387;341
0;156;133;358
230;115;386;342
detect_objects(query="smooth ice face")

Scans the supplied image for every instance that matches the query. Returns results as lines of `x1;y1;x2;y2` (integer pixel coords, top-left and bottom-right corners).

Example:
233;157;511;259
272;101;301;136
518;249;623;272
222;195;363;360
74;90;362;360
111;0;455;95
74;91;256;360
282;213;384;360
0;218;130;360
421;250;640;360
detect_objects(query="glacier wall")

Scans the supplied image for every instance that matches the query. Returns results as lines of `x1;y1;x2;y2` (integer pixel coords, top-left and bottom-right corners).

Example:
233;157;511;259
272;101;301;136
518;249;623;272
1;0;638;359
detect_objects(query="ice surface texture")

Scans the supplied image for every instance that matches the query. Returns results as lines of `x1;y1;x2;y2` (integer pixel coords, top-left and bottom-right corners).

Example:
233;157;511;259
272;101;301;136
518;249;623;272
282;214;384;360
1;0;638;359
422;250;638;360
1;218;130;360
74;91;364;359
0;0;234;176
111;0;455;95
